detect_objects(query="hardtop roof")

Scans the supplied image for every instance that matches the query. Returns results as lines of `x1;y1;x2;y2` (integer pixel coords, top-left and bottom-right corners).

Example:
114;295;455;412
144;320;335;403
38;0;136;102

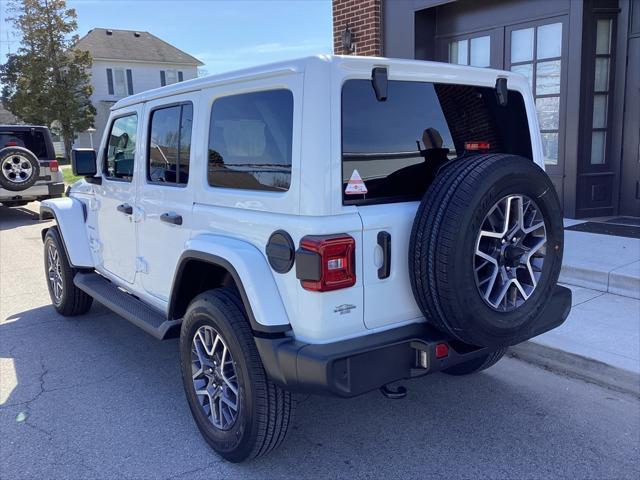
111;54;525;111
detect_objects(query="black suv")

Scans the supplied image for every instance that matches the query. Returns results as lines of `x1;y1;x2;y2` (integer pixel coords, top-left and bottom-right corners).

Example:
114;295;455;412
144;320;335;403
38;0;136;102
0;125;65;207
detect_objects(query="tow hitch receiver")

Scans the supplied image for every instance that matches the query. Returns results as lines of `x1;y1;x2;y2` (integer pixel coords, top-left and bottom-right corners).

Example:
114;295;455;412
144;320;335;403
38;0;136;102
380;384;407;399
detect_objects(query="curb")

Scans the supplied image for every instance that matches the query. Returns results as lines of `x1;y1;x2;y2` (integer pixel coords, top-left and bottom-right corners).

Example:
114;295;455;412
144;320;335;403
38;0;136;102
559;264;640;299
509;341;640;397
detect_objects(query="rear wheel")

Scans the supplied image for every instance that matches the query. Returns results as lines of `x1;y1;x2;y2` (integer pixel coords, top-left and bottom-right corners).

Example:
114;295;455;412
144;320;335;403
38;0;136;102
179;288;295;462
442;348;507;376
43;227;93;316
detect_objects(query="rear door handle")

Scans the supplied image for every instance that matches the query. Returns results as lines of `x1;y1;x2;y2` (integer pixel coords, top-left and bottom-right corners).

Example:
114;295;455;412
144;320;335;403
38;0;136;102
377;231;391;279
160;212;183;226
117;203;133;215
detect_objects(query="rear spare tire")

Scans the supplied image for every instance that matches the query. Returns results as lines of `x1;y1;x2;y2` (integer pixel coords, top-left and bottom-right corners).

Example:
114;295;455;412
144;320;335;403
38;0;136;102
409;154;563;348
0;146;40;191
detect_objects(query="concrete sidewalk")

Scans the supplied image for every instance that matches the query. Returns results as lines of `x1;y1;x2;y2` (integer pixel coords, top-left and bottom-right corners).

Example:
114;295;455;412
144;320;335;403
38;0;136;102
513;283;640;395
514;220;640;394
560;220;640;299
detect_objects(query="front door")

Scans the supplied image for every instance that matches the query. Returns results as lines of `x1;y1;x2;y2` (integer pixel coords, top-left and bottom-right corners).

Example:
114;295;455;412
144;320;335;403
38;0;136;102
620;36;640;216
94;110;140;284
137;97;195;302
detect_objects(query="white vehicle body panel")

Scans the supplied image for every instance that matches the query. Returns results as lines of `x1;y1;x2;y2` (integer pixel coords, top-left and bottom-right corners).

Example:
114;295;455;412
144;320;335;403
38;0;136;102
182;234;291;329
93;104;142;284
136;93;197;302
54;55;543;344
40;197;94;268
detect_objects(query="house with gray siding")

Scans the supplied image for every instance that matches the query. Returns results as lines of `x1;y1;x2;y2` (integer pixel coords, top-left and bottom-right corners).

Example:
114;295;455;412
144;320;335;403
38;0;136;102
74;28;203;149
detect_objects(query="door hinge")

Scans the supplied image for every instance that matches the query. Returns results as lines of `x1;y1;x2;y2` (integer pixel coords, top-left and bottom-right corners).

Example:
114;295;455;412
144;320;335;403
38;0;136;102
88;198;100;211
131;207;144;223
89;237;101;252
136;256;149;274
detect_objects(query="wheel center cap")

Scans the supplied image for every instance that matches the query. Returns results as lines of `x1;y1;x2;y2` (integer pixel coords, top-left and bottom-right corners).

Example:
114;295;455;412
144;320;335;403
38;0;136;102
503;244;525;267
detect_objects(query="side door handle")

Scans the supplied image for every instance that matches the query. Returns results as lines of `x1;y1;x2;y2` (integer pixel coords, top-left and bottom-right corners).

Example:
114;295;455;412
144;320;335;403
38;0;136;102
117;203;133;215
377;231;391;279
160;212;183;226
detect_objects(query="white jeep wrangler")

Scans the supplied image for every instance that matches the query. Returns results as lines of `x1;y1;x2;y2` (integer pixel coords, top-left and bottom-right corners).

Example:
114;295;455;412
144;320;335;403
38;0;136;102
41;55;571;462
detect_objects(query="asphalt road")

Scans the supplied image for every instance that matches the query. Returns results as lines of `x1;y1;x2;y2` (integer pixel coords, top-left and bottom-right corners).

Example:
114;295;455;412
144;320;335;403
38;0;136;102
1;204;639;480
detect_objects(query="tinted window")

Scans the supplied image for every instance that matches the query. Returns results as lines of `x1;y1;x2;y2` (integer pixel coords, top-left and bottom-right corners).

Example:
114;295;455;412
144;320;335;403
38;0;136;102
341;80;531;204
148;103;192;185
342;80;455;204
0;131;48;159
104;114;137;181
207;89;293;192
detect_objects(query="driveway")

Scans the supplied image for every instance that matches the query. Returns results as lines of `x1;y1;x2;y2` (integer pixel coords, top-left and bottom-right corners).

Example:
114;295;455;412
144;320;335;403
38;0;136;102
1;204;639;479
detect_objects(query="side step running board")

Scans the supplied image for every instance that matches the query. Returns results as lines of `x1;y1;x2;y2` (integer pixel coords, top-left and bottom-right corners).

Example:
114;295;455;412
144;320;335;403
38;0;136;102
74;272;180;340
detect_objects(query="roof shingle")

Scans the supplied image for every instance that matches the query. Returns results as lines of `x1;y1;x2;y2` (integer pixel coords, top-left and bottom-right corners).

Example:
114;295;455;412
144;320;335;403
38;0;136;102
75;28;203;66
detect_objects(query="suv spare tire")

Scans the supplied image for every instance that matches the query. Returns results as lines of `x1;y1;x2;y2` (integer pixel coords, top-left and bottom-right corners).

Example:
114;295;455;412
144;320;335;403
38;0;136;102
0;146;40;191
409;153;563;348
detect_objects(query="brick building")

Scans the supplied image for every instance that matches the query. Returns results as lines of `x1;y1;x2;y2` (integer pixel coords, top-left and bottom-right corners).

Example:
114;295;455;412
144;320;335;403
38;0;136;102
332;0;639;219
333;0;382;56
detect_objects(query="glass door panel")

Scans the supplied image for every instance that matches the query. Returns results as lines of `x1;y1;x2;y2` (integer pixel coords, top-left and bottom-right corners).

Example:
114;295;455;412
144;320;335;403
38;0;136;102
507;20;565;168
448;35;491;67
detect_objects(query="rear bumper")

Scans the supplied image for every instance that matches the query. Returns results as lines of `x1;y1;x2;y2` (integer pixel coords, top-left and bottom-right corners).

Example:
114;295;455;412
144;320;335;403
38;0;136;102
0;181;64;201
256;284;571;397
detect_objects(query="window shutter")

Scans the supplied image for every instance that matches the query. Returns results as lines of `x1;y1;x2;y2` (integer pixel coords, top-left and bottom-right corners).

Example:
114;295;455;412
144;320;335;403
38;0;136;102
160;70;166;86
107;68;114;95
126;69;133;95
178;71;184;82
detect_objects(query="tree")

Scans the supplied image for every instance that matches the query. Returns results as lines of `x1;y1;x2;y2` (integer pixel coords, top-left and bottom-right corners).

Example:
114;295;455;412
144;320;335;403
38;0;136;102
0;0;95;156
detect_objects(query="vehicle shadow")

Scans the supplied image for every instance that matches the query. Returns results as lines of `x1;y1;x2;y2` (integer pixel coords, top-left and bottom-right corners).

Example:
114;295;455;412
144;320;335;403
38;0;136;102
1;303;637;479
0;204;46;231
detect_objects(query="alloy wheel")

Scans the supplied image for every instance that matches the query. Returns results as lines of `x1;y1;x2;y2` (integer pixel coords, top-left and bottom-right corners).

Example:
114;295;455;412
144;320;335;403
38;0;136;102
191;325;240;430
474;194;547;312
47;243;64;304
2;155;33;184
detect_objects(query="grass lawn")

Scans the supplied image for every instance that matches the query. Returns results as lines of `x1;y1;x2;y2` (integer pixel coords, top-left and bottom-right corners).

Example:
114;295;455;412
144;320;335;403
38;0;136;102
60;165;82;185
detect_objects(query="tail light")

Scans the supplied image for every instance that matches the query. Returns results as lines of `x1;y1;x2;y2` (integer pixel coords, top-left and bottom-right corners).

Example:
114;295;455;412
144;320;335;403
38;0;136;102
465;141;491;151
295;234;356;291
49;159;59;172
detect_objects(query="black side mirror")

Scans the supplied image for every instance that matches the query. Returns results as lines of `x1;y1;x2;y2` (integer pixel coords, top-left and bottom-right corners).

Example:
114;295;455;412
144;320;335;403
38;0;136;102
71;148;97;177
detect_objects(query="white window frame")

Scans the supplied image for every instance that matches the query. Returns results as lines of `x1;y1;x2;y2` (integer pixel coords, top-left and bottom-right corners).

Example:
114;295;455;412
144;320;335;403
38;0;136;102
113;68;127;96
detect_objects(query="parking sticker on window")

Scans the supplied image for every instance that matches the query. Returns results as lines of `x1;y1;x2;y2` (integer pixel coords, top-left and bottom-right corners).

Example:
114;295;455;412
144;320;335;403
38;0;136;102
345;169;368;195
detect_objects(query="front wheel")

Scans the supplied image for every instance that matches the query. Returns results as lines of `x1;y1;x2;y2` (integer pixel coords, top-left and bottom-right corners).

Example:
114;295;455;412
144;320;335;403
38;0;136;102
43;227;93;316
179;288;295;462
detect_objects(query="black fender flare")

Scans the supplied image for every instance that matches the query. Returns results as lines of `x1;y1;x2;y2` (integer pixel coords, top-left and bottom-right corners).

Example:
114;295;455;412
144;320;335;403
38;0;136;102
168;250;290;335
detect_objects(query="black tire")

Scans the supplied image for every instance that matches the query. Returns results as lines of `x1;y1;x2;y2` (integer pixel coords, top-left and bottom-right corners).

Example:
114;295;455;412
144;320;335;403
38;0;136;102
442;348;507;376
179;288;295;462
43;227;93;316
0;147;40;191
409;154;563;347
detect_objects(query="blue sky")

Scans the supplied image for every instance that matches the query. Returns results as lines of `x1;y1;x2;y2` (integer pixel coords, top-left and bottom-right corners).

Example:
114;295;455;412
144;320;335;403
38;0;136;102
0;0;333;74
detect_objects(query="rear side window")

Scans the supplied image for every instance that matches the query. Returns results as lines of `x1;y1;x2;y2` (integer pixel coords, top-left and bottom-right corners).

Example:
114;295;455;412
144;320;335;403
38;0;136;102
341;80;531;205
148;103;193;185
0;131;48;159
207;89;293;192
104;114;138;181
